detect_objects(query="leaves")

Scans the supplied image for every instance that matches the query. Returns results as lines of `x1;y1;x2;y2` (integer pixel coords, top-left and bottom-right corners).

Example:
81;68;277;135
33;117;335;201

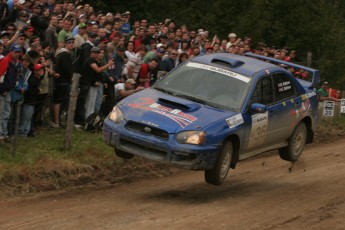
93;0;345;88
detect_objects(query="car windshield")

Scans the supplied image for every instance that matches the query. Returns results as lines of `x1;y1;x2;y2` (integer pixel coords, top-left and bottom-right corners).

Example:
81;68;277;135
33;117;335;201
154;61;251;111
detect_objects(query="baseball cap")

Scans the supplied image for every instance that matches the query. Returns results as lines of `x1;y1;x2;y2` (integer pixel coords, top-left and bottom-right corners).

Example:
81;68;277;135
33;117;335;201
10;44;22;52
156;47;165;54
65;36;75;43
228;33;237;38
126;79;136;85
33;64;44;71
79;14;86;19
91;47;101;53
78;23;86;28
88;32;98;38
0;31;10;38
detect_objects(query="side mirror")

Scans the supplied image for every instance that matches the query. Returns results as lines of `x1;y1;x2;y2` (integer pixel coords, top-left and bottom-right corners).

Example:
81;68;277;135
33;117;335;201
250;103;267;113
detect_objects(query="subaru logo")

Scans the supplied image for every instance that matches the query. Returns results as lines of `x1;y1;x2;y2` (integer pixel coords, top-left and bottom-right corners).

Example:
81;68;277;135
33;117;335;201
143;127;151;133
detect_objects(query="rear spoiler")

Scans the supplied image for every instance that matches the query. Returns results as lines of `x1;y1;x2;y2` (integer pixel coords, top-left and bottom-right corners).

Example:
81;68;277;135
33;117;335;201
244;53;320;89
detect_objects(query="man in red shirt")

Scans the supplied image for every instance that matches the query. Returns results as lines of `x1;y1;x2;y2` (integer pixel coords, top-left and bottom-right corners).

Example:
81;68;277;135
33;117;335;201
137;58;159;88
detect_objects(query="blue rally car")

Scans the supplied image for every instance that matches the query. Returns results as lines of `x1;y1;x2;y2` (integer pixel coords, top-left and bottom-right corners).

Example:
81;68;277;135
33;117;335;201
103;53;320;185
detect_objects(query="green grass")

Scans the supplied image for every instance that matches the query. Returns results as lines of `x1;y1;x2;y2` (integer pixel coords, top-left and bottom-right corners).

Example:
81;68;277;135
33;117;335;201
0;128;116;174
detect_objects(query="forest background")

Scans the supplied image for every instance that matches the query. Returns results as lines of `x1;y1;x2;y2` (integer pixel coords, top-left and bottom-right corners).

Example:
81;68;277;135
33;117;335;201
88;0;344;88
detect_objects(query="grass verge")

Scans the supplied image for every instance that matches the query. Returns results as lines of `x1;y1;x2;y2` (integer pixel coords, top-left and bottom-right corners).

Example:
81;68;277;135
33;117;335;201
0;116;344;197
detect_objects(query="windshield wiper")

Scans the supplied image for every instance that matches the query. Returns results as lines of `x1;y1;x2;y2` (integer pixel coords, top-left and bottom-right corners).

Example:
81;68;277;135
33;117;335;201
154;87;175;95
174;93;220;108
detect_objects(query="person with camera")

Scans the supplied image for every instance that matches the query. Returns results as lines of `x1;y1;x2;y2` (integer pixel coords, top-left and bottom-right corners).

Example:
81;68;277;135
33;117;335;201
74;47;113;129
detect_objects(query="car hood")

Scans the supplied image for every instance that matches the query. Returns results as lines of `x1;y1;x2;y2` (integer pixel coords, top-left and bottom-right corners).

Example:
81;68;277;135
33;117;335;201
118;88;237;133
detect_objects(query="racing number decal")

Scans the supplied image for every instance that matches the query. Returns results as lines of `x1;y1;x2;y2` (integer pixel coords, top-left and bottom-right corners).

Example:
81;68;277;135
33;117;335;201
248;112;269;148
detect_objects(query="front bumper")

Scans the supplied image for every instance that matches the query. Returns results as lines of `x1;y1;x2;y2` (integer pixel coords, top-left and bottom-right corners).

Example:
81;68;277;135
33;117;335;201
103;118;220;170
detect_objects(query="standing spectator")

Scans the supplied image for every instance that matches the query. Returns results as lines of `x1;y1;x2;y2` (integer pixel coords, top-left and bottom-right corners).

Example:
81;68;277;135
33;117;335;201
106;31;121;56
30;4;49;41
108;46;126;83
120;12;131;35
76;32;97;72
143;24;156;47
226;33;238;49
137;58;159;88
159;49;178;74
317;82;340;102
178;52;189;65
14;10;29;29
74;47;113;128
125;40;135;59
72;14;87;36
19;63;44;137
74;23;86;48
32;56;53;128
8;54;31;136
143;46;165;64
51;36;74;128
0;44;21;140
133;27;145;53
84;47;113;118
57;18;72;50
123;44;147;80
45;14;58;51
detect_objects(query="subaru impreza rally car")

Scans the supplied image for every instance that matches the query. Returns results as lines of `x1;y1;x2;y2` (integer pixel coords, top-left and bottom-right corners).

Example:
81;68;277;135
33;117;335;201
103;52;320;185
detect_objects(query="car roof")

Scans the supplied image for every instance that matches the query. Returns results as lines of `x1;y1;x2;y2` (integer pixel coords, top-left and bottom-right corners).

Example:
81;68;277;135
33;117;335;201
191;53;278;77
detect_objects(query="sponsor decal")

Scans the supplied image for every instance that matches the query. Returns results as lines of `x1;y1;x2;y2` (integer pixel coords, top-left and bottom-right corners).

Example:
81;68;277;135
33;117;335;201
226;114;244;129
289;98;311;129
248;112;268;148
128;98;197;128
186;62;251;83
277;81;292;92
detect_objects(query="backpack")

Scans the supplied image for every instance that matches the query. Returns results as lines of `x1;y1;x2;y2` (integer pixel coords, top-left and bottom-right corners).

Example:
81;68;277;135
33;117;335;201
85;112;104;133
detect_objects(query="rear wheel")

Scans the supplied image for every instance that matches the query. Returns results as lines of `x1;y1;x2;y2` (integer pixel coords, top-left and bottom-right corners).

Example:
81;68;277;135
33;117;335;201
205;141;233;185
115;148;134;159
279;122;307;162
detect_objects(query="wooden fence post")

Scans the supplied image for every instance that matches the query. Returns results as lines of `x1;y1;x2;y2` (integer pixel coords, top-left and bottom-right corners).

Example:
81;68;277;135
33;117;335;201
307;51;312;67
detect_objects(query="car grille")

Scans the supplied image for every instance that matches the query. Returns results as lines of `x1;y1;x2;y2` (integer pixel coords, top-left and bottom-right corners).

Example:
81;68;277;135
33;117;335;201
125;121;169;140
120;138;167;159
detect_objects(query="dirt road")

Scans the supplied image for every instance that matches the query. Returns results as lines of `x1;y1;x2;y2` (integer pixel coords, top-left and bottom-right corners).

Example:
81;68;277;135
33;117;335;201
0;139;345;230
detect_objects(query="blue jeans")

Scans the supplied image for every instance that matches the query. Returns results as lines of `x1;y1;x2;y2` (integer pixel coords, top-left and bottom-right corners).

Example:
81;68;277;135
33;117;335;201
94;83;103;113
19;104;34;136
0;93;11;137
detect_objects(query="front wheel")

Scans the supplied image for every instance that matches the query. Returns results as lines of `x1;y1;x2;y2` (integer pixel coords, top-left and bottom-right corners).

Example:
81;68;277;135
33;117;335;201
279;122;307;162
115;148;134;159
205;141;233;185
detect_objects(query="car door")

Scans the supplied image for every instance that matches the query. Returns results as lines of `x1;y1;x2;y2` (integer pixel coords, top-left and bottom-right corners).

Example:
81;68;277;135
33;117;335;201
244;72;299;153
270;72;300;142
244;74;274;152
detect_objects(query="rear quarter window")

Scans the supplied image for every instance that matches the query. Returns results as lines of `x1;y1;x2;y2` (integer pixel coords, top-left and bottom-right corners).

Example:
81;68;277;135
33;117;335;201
273;73;298;102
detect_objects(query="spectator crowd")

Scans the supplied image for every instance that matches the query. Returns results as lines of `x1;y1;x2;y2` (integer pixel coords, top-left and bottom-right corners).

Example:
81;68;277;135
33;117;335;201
0;0;343;140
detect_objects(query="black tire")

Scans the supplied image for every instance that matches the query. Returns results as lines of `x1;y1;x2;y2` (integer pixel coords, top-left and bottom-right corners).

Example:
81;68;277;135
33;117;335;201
279;122;307;162
115;148;134;159
205;141;233;185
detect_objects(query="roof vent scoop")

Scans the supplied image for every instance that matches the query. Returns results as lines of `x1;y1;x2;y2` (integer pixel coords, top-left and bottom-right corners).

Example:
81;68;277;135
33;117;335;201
211;57;244;68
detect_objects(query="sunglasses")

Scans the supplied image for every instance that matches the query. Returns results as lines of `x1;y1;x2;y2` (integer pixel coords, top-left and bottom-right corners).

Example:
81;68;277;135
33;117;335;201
171;53;178;55
7;28;15;31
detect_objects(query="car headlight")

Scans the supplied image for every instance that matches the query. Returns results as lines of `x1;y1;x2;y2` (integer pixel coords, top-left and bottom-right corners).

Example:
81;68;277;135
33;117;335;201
108;106;124;123
176;131;206;145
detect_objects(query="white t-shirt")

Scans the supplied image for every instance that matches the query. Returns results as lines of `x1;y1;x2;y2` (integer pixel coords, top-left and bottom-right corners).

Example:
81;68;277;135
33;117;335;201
114;82;125;100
